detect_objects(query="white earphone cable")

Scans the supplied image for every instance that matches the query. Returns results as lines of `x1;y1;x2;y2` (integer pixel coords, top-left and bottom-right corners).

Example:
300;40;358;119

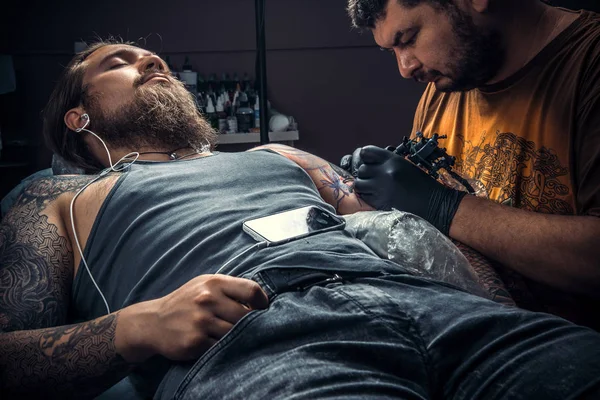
70;172;112;314
71;114;140;315
215;241;269;275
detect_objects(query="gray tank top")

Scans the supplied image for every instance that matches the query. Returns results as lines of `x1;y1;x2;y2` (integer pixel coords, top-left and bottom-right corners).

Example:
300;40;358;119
72;150;401;320
72;150;408;396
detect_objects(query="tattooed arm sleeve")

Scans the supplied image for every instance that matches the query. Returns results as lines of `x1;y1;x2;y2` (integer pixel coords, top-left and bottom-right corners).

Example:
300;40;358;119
250;144;374;214
0;176;132;399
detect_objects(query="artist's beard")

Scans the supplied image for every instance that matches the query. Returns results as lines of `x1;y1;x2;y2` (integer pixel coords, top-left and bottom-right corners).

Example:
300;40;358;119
419;6;505;92
84;75;217;152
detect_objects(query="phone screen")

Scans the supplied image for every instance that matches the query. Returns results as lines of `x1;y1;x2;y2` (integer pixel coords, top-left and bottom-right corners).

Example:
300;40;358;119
243;206;345;243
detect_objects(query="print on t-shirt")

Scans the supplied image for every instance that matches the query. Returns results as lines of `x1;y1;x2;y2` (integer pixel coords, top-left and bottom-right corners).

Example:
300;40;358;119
455;131;574;215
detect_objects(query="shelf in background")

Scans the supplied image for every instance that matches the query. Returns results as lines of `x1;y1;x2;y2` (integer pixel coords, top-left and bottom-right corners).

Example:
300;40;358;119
217;131;299;145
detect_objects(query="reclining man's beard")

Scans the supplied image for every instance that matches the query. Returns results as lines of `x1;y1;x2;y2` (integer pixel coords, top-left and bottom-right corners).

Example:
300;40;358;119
84;82;216;152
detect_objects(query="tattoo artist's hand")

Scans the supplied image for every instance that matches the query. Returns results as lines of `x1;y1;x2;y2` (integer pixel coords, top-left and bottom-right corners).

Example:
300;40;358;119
340;147;365;177
116;275;269;362
354;145;467;235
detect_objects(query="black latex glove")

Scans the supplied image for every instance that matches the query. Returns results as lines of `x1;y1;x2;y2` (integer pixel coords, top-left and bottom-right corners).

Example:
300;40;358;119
340;146;396;177
354;145;467;236
340;147;364;177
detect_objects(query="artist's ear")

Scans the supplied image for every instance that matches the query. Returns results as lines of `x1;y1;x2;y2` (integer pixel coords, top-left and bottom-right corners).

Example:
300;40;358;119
64;107;87;132
470;0;490;13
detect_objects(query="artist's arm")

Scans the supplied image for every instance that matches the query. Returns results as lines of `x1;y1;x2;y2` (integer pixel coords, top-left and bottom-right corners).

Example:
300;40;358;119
250;144;374;214
354;146;600;297
452;66;600;296
450;190;600;296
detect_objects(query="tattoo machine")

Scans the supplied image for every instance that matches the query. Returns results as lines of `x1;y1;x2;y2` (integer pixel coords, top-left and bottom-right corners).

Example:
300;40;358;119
388;131;476;194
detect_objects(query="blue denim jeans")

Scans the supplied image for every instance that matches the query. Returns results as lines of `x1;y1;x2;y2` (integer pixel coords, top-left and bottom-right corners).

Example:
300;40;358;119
158;271;600;399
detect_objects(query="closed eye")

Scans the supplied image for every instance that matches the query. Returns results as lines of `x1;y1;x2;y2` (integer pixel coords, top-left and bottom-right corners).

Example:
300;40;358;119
108;63;127;70
401;31;418;47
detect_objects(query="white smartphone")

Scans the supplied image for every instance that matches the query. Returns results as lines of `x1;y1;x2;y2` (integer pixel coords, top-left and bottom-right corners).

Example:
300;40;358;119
242;206;346;244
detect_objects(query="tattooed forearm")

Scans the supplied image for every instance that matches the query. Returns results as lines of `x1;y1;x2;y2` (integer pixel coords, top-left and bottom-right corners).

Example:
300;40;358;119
328;161;354;182
252;144;373;214
312;165;360;210
1;313;132;399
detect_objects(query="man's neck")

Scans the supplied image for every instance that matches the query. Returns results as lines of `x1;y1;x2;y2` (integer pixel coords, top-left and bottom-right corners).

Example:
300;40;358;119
90;143;210;167
486;1;578;85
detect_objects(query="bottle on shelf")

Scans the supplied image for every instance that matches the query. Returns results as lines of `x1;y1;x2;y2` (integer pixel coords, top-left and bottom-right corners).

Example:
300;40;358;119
232;73;241;95
227;115;238;134
216;98;228;134
205;95;218;130
236;92;254;133
207;73;217;104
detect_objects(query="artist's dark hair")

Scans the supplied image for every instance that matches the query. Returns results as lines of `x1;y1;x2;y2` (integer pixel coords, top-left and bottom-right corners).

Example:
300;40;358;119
347;0;453;28
42;38;137;172
348;0;552;29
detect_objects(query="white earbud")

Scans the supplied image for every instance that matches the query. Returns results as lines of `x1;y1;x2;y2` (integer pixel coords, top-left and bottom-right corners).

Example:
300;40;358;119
76;113;90;133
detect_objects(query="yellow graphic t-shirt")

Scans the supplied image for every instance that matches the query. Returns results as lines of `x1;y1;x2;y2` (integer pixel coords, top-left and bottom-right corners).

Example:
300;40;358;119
413;10;600;218
412;10;600;328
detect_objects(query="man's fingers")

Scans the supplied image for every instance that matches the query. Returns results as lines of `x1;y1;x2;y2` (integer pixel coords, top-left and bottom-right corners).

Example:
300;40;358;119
350;147;364;175
214;297;255;324
219;276;269;310
205;317;235;339
354;178;377;195
356;163;377;179
359;145;393;164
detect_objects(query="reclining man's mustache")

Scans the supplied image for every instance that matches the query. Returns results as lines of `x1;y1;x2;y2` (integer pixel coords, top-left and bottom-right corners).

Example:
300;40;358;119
134;69;174;88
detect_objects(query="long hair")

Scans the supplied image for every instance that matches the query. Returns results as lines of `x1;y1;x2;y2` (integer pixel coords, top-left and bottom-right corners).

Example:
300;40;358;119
42;38;136;172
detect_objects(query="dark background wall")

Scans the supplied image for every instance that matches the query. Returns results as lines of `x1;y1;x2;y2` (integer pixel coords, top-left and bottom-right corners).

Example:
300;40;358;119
0;0;598;197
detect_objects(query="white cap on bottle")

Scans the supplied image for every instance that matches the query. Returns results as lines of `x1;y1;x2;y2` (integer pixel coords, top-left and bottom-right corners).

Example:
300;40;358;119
206;95;215;113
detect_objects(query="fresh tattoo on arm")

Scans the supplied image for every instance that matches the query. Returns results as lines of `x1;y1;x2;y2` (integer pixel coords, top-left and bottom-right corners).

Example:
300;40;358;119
252;144;374;214
328;162;354;182
0;175;132;398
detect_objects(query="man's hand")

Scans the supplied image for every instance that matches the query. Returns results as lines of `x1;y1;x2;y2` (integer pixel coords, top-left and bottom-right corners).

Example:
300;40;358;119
353;145;467;235
117;274;269;363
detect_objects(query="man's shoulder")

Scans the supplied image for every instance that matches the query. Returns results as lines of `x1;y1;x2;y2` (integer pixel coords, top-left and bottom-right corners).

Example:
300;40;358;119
0;174;100;227
556;10;600;67
13;174;97;209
